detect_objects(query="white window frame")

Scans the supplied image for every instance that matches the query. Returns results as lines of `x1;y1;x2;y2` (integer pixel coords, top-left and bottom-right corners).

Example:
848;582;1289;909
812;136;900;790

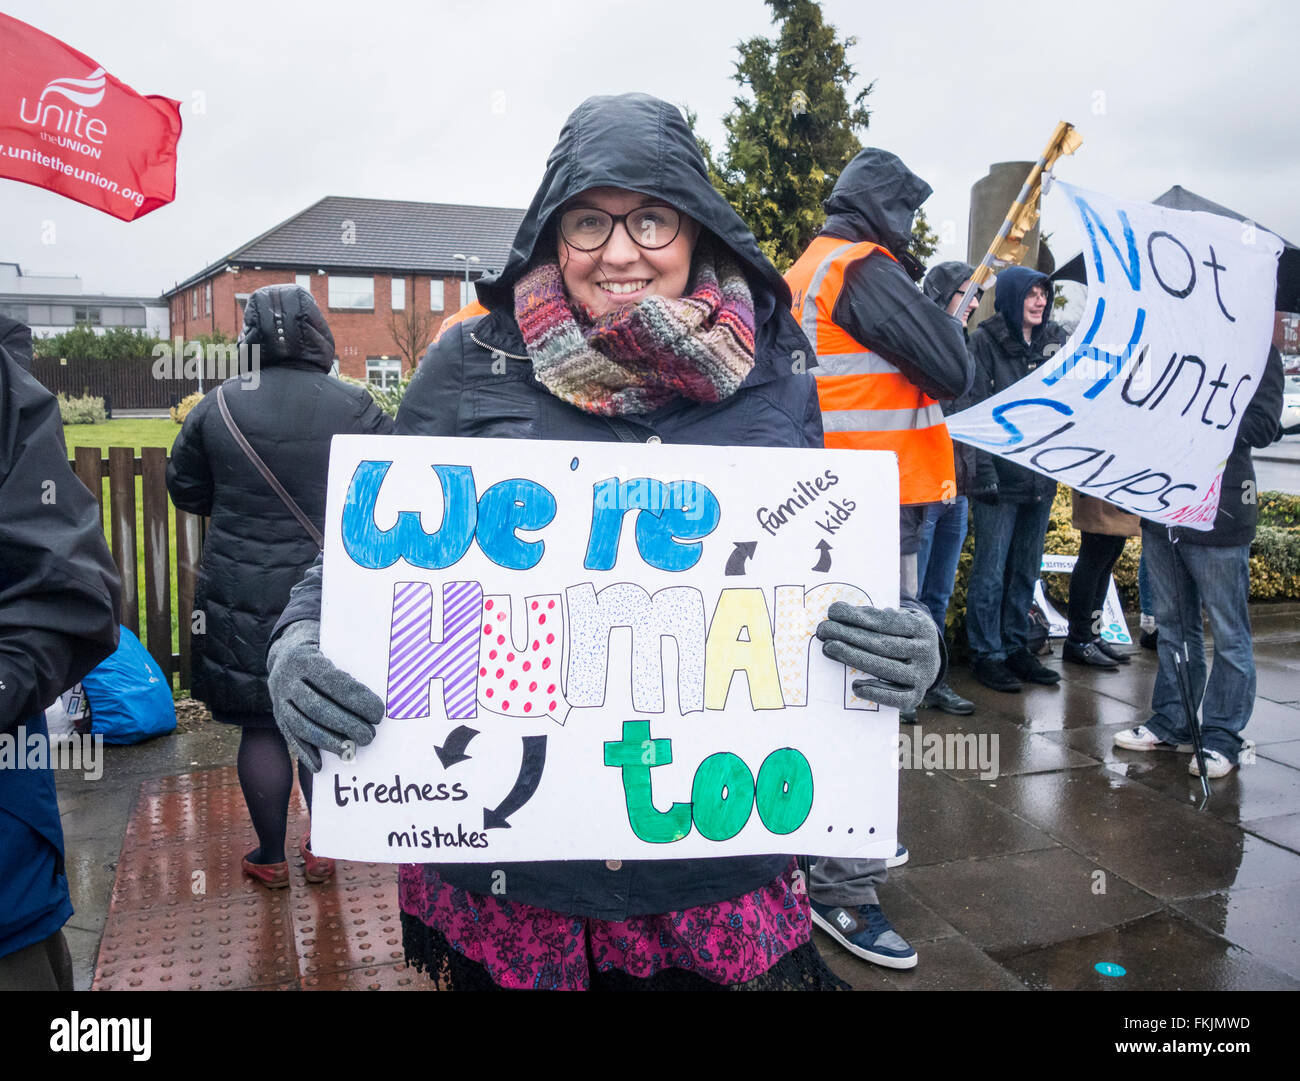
366;356;401;389
295;273;312;293
429;279;444;312
391;277;405;311
328;275;375;310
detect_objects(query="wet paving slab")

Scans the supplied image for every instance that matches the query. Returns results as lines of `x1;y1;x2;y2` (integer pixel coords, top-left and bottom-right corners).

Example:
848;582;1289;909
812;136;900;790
897;767;1058;866
1240;812;1300;854
901;711;1097;778
1172;879;1300;981
992;910;1300;991
975;766;1300;898
901;846;1160;953
1106;753;1300;826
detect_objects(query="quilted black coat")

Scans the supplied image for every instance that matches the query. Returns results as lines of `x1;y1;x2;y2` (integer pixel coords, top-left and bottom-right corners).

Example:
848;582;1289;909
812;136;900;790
167;285;392;718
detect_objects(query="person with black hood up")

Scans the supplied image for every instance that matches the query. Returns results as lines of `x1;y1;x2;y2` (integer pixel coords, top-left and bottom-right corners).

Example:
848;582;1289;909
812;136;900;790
265;94;943;990
783;149;971;970
0;315;121;989
965;266;1069;692
166;285;392;889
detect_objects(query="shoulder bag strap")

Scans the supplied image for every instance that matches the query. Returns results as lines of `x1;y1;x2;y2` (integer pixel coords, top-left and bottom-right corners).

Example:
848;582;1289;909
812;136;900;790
216;385;324;550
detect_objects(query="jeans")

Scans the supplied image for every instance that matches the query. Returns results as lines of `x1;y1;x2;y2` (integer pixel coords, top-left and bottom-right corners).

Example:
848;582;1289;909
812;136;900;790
966;498;1053;662
915;496;969;632
1138;548;1154;619
1140;524;1255;761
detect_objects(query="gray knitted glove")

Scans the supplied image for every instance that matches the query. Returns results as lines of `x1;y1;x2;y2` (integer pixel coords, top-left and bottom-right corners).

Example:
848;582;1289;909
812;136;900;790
816;602;942;712
266;619;385;772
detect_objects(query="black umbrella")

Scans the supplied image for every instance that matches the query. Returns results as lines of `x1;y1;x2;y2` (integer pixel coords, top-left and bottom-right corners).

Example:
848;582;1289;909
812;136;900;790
1052;185;1300;312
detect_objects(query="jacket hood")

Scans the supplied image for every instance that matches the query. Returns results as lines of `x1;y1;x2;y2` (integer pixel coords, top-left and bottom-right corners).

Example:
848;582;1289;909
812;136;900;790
822;148;931;258
0;315;33;373
476;94;795;315
237;285;335;371
923;260;977;308
992;265;1050;337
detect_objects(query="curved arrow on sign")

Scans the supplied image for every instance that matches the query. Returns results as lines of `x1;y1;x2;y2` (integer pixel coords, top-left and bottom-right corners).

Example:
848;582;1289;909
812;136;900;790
483;735;548;830
435;725;479;769
725;540;757;575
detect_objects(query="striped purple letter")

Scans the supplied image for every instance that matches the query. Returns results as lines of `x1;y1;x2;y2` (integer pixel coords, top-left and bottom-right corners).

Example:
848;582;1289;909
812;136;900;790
386;581;483;719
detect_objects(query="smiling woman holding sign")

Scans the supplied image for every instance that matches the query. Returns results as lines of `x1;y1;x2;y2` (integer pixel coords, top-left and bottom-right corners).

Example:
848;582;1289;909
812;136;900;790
266;94;940;990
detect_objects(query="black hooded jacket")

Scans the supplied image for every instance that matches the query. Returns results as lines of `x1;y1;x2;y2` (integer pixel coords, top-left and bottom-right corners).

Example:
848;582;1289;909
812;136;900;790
817;150;972;402
167;285;392;717
0;319;121;731
276;94;824;919
968;267;1069;503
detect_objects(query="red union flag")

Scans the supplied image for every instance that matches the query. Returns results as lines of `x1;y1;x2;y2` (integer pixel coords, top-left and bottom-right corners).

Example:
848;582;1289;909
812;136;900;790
0;13;182;221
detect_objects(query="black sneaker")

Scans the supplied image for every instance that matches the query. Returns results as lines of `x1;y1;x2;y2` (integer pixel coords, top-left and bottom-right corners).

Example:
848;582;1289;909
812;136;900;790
971;657;1021;693
1006;649;1061;685
1092;637;1131;665
921;681;976;715
1139;628;1158;651
1063;638;1120;669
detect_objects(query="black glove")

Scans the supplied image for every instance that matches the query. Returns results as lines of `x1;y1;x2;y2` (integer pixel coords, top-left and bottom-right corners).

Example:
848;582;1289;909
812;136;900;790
816;602;942;712
971;482;1000;506
267;619;385;772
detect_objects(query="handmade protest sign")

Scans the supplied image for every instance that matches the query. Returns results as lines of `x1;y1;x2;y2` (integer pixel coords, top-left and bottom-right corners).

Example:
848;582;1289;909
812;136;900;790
314;435;900;863
948;182;1283;529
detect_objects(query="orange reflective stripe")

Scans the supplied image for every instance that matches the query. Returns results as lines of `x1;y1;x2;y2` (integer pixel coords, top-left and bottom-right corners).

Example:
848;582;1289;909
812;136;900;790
434;300;489;342
786;236;955;505
813;372;936;412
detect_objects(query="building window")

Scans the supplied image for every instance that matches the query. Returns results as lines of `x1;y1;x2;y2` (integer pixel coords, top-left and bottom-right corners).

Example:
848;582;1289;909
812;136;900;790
295;273;312;293
205;282;212;315
329;275;374;310
459;280;473;310
49;305;74;326
391;277;405;311
0;303;26;321
366;356;401;389
430;280;444;312
124;307;146;327
74;306;102;326
191;290;197;318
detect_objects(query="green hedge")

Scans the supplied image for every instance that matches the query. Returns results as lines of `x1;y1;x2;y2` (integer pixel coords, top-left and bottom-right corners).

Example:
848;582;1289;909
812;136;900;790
57;392;107;425
942;487;1300;653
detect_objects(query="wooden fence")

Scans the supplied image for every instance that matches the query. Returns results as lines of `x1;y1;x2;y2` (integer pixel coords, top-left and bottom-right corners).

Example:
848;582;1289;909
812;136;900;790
39;355;202;411
70;447;204;688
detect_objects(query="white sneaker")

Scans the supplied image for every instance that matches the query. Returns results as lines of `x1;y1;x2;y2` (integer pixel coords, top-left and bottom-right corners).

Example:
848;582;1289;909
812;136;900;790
1189;750;1235;779
1113;725;1191;753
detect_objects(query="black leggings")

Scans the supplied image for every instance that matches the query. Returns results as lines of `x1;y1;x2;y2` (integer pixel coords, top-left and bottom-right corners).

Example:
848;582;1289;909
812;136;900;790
237;726;314;865
1067;531;1127;643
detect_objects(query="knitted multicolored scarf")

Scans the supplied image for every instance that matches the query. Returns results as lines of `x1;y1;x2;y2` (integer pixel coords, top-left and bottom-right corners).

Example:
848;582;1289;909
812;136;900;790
513;240;757;416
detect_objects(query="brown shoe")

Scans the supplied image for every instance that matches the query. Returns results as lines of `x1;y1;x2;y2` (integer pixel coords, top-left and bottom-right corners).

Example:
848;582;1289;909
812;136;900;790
300;834;335;884
241;852;290;889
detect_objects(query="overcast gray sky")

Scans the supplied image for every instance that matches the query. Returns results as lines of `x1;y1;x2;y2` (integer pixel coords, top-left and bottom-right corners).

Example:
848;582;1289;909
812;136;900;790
4;0;1297;297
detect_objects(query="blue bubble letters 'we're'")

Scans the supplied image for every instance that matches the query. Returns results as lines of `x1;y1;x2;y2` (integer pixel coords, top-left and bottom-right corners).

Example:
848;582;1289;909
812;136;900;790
342;461;556;571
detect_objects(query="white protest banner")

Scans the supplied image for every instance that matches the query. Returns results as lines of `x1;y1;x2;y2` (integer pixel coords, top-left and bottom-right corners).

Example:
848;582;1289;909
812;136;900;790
949;182;1283;529
1036;553;1131;644
314;435;899;864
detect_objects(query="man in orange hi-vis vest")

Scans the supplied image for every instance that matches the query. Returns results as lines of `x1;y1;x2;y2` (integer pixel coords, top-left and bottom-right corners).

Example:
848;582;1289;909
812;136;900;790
786;148;972;972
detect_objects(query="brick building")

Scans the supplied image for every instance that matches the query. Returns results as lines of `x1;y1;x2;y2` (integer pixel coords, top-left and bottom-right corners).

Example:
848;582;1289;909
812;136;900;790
164;196;524;383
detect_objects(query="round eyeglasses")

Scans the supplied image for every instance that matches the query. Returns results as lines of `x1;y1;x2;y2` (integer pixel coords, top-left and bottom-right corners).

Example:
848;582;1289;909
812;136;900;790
558;204;683;252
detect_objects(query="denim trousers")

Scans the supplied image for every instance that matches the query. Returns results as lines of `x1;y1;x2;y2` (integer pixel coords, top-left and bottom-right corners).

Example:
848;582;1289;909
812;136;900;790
1140;524;1255;761
966;498;1053;662
916;496;969;633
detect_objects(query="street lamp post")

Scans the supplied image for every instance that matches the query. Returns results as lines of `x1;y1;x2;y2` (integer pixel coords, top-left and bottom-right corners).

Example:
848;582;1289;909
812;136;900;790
452;253;480;311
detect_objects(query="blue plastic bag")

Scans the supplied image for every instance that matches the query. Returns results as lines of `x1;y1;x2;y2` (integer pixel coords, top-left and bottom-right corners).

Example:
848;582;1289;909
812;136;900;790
80;626;177;744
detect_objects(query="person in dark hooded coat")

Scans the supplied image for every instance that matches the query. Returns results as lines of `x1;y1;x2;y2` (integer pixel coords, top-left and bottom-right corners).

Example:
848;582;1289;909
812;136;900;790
965;266;1068;692
266;94;942;990
166;285;392;886
0;315;121;988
